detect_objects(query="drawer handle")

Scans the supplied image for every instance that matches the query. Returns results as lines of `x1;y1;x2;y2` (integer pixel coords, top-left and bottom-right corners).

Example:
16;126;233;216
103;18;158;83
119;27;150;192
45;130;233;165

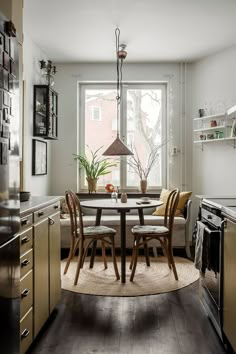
54;205;59;209
21;259;30;267
21;288;30;297
21;237;30;244
38;211;45;217
21;219;29;226
48;217;55;225
21;329;30;339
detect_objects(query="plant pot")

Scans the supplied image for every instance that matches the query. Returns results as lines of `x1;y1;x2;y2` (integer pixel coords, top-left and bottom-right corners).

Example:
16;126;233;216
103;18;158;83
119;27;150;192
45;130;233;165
87;177;98;193
140;179;147;194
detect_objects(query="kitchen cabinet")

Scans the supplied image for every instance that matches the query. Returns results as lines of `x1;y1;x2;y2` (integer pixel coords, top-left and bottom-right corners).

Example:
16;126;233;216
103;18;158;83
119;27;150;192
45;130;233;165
33;85;58;139
193;112;236;148
34;217;49;336
33;200;61;337
19;216;33;354
222;214;236;352
19;196;61;351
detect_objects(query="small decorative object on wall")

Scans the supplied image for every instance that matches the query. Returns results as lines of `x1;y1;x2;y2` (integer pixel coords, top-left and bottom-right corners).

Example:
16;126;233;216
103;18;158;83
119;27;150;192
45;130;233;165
32;139;47;175
39;59;57;86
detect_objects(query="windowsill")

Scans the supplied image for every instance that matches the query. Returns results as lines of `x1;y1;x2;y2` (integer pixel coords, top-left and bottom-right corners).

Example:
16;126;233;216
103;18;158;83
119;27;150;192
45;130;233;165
77;191;160;199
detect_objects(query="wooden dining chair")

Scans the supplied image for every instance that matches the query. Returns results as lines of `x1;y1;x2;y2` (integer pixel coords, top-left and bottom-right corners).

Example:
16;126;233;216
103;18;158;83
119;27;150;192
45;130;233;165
129;188;180;282
63;190;120;285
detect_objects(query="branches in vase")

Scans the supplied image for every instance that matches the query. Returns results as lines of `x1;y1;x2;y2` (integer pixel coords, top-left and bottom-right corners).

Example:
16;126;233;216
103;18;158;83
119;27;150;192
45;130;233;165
127;141;167;180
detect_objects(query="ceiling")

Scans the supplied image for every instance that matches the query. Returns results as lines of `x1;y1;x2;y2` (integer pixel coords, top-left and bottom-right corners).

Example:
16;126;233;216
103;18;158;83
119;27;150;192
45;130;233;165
24;0;236;63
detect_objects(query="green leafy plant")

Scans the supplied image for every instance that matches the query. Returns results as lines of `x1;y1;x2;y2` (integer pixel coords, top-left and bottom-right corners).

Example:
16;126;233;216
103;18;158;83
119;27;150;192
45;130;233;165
73;146;117;179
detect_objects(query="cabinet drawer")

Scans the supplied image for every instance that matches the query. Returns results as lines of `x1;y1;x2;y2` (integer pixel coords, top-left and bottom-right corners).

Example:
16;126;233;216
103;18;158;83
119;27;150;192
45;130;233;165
34;202;60;223
20;214;33;232
20;270;33;319
20;249;33;277
47;201;60;215
20;308;33;354
20;228;33;255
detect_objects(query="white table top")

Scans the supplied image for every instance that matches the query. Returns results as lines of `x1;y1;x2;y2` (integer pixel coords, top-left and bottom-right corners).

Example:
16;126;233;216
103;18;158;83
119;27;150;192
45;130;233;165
80;198;162;210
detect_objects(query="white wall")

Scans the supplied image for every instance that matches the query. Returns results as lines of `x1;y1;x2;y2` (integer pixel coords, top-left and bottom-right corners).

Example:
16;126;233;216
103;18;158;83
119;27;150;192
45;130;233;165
22;34;51;195
188;45;236;214
51;62;189;195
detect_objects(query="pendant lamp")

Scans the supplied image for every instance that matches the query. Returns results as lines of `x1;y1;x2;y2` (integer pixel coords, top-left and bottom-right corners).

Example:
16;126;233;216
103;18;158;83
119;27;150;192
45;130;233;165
103;28;133;156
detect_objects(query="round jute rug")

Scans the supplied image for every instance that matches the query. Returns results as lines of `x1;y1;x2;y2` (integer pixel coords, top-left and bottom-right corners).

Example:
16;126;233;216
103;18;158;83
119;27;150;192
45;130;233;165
61;256;199;297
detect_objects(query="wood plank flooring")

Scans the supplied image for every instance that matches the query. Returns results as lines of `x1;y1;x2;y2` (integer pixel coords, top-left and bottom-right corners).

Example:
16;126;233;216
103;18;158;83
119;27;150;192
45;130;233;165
28;280;226;354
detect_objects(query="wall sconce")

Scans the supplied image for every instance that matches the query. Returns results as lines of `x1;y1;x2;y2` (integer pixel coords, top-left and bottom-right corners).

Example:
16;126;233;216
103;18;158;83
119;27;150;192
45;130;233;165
39;59;57;86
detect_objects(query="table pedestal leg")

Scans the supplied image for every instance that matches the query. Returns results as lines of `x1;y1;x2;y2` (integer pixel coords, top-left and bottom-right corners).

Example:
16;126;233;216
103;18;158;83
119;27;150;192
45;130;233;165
120;210;126;283
138;209;150;266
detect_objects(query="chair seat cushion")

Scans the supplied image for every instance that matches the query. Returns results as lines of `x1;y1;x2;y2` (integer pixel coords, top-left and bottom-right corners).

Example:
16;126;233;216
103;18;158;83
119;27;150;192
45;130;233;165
131;225;169;235
83;225;116;236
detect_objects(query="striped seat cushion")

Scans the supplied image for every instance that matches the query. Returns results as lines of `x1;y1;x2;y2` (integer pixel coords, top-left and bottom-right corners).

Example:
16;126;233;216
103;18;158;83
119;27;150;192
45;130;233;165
131;225;169;235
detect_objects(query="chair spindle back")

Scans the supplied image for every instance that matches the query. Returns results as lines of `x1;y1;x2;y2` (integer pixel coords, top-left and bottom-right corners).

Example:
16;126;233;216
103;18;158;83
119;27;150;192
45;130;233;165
65;190;84;241
164;188;180;233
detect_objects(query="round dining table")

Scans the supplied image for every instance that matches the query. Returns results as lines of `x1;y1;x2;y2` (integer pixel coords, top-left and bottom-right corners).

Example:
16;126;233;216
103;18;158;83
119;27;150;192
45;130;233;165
80;198;163;283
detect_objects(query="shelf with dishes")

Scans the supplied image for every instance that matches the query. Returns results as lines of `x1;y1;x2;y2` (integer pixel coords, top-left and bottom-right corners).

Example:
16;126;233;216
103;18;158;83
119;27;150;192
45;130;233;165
193;110;236;146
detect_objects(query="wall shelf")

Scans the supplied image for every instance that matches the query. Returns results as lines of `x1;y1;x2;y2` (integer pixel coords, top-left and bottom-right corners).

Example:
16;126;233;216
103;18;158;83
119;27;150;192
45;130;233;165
193;111;236;148
193;125;226;133
193;112;225;121
194;137;236;144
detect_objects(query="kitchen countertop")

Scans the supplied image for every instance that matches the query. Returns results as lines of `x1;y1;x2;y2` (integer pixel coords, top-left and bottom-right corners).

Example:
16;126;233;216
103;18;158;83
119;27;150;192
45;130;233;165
199;195;236;221
20;195;62;216
222;206;236;220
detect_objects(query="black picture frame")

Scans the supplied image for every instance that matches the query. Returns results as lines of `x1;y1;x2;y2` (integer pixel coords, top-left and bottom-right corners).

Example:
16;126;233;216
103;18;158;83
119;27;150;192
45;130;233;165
32;139;47;175
3;35;9;54
3;69;8;91
3;52;9;70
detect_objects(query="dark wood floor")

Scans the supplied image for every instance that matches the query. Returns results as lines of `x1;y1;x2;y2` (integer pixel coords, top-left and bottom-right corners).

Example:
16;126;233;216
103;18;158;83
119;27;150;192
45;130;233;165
28;280;226;354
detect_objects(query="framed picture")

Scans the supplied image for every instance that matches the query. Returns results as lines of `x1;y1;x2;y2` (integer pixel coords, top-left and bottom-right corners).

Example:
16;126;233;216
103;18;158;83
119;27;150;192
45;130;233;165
32;139;47;175
3;35;9;54
3;69;8;90
9;38;15;60
3;52;9;70
0;33;3;50
10;59;16;77
3;91;9;106
3;107;9;122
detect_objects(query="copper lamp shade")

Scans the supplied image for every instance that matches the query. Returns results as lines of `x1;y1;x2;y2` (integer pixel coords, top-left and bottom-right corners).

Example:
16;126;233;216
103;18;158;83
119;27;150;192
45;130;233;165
103;135;133;156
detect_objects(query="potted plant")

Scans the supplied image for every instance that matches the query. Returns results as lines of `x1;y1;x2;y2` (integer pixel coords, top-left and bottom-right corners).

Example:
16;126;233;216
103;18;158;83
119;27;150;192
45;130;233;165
73;146;117;193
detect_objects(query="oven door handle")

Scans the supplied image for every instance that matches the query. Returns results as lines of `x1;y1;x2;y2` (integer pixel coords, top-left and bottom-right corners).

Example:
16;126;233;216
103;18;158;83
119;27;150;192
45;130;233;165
204;227;219;234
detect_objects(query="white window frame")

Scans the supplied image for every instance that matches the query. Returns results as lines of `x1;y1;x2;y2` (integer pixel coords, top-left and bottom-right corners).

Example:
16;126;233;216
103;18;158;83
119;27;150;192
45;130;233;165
78;82;167;192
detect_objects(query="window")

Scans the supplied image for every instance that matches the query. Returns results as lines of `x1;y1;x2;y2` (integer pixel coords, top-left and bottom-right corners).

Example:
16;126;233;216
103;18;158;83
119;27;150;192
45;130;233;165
91;106;101;120
79;83;167;191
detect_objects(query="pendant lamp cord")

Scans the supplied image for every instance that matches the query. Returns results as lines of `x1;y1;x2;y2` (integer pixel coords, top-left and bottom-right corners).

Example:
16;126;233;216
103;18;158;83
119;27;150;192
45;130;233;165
115;28;121;138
